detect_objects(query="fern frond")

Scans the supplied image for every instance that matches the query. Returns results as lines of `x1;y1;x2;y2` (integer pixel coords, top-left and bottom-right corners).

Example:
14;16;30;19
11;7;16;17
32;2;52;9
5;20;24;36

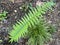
9;2;55;42
27;16;56;45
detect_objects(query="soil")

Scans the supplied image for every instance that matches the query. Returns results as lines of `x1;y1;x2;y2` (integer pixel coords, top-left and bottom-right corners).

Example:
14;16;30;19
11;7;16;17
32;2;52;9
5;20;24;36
0;0;60;45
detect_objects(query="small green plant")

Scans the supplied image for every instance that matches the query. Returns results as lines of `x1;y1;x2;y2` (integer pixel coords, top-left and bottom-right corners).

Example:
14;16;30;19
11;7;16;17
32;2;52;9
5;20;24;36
27;16;56;45
0;11;8;20
9;1;55;43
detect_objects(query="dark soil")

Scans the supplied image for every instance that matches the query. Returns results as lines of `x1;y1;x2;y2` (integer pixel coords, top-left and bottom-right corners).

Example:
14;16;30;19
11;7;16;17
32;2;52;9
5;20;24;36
0;0;60;45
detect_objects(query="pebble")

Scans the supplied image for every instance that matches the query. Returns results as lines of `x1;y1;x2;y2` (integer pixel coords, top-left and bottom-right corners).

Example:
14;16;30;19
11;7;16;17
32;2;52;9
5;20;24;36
14;10;17;13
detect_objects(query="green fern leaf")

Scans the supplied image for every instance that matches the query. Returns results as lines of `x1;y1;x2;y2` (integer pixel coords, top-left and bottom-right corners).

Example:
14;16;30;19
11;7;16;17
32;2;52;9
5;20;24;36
9;2;55;42
27;16;52;45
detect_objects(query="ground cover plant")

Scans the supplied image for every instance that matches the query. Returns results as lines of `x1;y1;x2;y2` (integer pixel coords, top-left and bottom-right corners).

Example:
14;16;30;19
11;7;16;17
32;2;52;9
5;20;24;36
27;16;56;45
8;1;56;45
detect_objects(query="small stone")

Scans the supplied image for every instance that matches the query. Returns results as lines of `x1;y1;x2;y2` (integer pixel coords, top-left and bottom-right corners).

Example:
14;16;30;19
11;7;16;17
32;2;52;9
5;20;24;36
14;10;17;12
19;7;23;9
15;16;17;19
48;21;52;23
36;1;43;6
3;19;7;23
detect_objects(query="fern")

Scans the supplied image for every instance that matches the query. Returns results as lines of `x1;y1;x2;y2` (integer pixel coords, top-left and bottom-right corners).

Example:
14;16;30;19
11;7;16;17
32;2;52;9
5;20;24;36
27;16;56;45
9;1;55;42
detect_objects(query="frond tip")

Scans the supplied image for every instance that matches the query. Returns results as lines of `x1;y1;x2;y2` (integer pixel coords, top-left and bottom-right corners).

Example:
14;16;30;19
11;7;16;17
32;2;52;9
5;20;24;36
9;1;55;42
